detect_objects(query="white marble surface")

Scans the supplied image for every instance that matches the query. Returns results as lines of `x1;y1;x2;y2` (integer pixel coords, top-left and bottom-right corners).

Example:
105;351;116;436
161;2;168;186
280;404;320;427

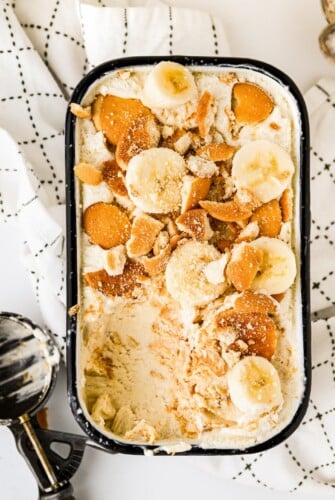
1;1;334;499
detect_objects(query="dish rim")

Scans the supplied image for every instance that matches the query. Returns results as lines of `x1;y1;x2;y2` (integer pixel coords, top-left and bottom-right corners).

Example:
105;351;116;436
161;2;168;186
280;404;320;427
65;55;311;455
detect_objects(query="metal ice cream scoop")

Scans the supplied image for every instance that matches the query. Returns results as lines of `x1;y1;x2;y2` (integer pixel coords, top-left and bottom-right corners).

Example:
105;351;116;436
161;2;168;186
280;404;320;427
0;312;87;500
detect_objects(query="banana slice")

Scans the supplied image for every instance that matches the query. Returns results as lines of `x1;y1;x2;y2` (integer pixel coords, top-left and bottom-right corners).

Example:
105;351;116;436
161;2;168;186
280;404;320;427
165;241;226;306
125;147;186;213
232;140;295;203
249;236;296;294
227;356;283;415
142;61;197;109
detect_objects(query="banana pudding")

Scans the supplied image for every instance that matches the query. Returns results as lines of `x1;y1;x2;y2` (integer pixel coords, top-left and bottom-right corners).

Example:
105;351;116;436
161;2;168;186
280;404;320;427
72;61;305;451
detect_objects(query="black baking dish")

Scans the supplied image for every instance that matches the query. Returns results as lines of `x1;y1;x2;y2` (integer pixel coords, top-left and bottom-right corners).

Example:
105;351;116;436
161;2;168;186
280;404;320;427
65;56;311;455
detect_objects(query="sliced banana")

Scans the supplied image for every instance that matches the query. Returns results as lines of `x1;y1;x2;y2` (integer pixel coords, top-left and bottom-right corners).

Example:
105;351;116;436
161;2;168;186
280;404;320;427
232;140;295;203
165;241;226;306
125;147;186;213
227;356;283;415
249;236;296;295
142;61;197;109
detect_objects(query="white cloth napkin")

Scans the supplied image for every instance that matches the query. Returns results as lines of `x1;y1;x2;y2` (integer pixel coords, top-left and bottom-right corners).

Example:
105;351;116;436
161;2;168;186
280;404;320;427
305;78;335;317
1;0;335;494
80;0;229;67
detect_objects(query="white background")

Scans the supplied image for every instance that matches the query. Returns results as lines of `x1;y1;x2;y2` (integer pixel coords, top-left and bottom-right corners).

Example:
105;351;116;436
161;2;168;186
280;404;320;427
1;0;334;499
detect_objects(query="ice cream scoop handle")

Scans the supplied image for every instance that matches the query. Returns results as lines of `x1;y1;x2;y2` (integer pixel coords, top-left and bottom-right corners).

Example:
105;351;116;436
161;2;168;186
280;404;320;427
19;415;59;487
39;483;75;499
